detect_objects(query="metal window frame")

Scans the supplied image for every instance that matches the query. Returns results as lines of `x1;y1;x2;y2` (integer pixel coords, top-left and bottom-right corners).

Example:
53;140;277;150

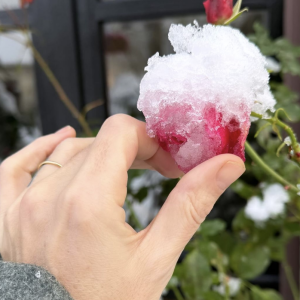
1;0;283;133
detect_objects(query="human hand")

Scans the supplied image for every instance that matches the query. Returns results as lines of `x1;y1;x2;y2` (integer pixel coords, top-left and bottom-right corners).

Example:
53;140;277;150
0;115;245;300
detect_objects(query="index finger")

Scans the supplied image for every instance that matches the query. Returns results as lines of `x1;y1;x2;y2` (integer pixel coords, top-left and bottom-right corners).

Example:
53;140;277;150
75;114;181;207
0;126;75;205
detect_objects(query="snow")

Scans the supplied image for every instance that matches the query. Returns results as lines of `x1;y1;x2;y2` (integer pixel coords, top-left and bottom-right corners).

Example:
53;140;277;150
0;31;33;66
213;275;241;296
245;183;289;225
137;23;275;172
266;57;281;73
284;136;292;146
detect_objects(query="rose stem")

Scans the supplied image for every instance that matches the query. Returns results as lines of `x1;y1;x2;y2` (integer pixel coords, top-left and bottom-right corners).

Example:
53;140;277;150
244;141;298;193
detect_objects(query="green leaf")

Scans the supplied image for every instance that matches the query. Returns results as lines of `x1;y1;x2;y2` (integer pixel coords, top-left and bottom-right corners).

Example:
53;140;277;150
210;231;236;255
251;286;283;300
267;237;284;261
203;291;225;300
232;0;242;15
248;23;300;76
199;219;226;237
231;180;259;199
211;272;220;285
198;240;219;262
235;289;251;300
284;221;300;237
263;290;283;300
232;210;255;232
224;8;248;25
230;244;270;279
177;250;212;299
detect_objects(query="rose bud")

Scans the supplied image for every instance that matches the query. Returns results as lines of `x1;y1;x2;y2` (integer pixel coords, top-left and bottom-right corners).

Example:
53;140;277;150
20;0;34;8
137;23;276;173
204;0;233;25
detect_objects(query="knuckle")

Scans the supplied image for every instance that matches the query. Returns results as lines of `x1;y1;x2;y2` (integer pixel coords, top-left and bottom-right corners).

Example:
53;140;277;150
60;186;106;229
34;136;52;148
20;187;41;213
0;158;16;176
20;187;50;225
61;186;86;217
184;190;214;227
102;114;133;130
55;138;77;153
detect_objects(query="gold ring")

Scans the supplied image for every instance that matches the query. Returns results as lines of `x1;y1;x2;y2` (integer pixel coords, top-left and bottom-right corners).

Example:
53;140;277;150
38;161;62;170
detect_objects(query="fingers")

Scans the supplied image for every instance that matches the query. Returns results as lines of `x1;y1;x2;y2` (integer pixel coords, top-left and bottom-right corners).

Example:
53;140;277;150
139;154;245;263
0;126;75;209
75;114;182;208
132;147;184;178
33;138;94;183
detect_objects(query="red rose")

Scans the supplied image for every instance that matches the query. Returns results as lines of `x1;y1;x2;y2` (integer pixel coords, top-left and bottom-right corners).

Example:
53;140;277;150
151;101;250;173
138;24;275;174
203;0;233;25
20;0;34;8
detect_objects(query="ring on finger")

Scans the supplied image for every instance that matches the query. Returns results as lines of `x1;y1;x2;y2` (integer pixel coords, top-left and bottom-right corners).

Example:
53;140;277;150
38;161;62;170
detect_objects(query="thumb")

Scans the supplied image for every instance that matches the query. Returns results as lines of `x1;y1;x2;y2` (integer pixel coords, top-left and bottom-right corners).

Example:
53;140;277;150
141;154;245;263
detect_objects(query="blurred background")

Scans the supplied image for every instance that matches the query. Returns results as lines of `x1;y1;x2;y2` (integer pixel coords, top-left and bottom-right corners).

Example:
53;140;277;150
0;0;299;299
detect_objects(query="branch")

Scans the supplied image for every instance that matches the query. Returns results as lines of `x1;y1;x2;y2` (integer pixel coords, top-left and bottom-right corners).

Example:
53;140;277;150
0;29;94;136
245;141;298;193
29;41;93;137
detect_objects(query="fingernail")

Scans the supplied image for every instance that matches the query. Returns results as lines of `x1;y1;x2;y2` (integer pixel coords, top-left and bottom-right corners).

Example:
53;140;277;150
216;161;245;190
55;126;72;134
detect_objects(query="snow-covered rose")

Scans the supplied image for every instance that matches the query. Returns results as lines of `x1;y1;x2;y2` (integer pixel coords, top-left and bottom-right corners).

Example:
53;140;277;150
138;23;275;173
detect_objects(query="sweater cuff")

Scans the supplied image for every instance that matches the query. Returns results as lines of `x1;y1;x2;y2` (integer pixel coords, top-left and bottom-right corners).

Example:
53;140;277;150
0;255;74;300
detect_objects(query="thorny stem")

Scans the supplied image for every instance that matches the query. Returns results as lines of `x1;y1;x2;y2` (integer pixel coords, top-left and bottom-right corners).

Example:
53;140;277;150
245;141;298;193
282;254;300;300
251;112;300;159
29;42;93;137
0;23;94;136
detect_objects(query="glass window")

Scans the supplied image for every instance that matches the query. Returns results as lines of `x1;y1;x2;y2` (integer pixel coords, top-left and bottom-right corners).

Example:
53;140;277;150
0;0;21;11
0;29;41;161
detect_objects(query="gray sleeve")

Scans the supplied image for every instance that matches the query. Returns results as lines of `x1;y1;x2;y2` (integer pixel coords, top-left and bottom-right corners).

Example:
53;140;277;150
0;255;74;300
